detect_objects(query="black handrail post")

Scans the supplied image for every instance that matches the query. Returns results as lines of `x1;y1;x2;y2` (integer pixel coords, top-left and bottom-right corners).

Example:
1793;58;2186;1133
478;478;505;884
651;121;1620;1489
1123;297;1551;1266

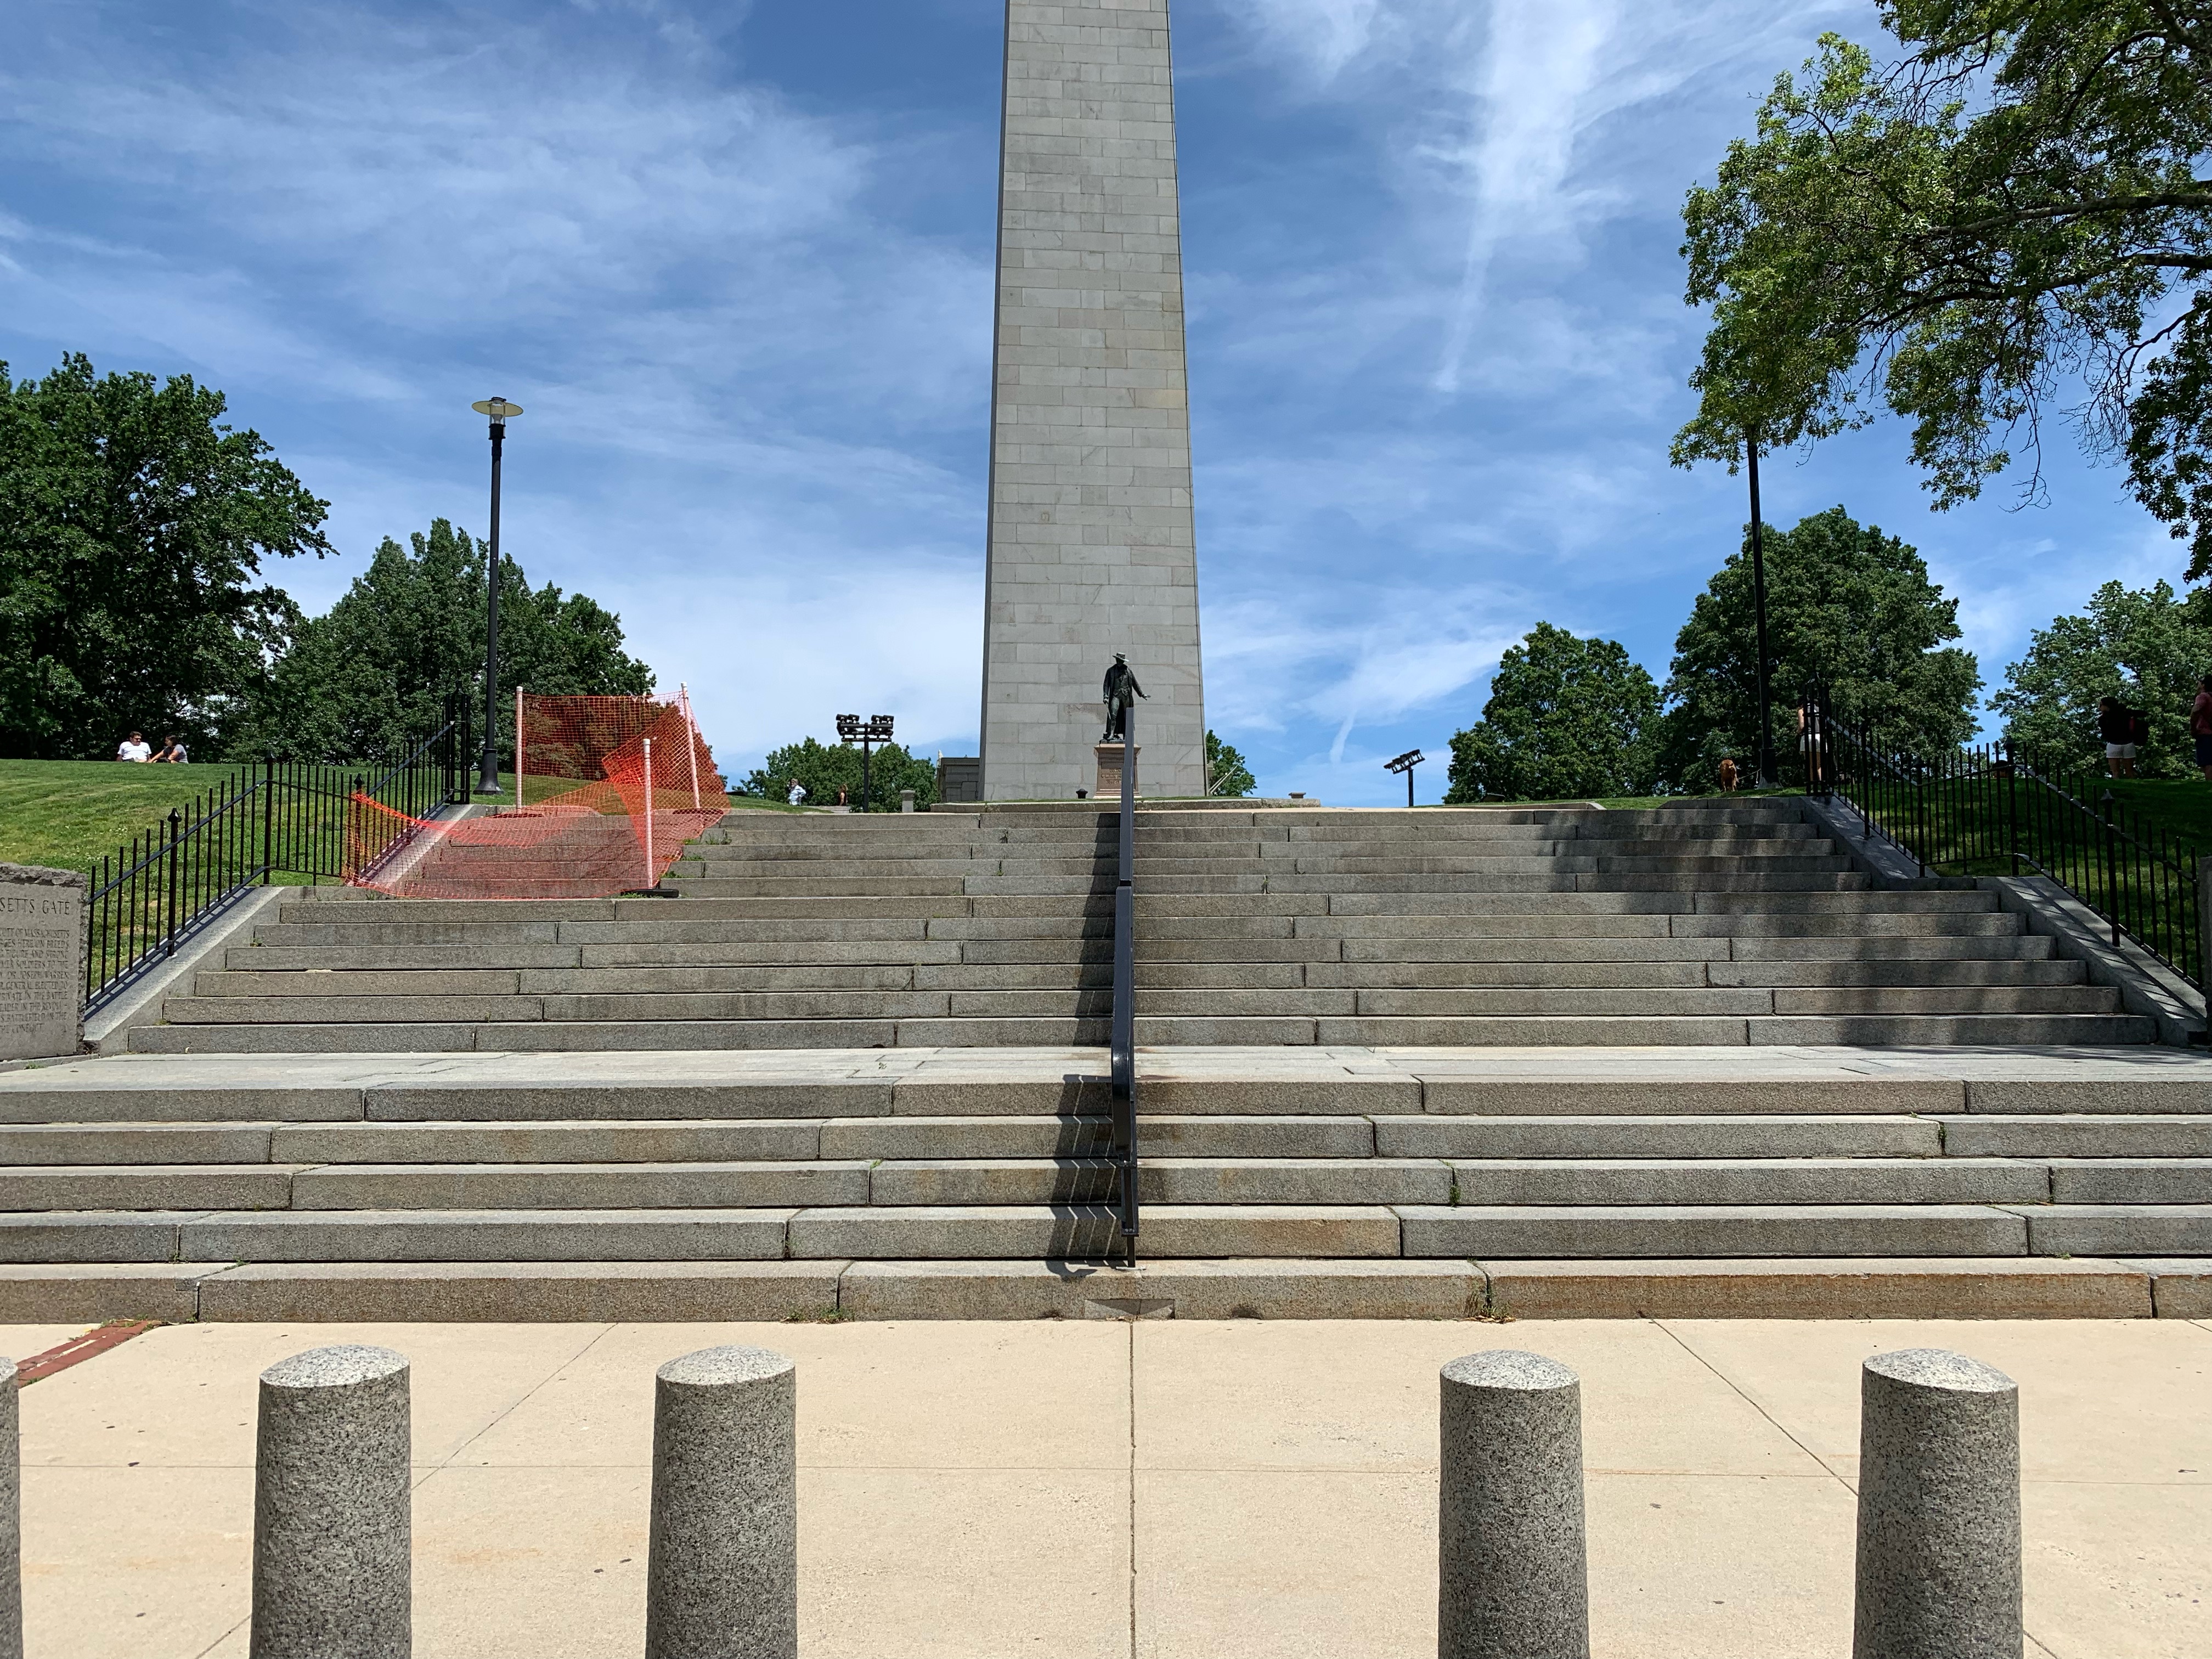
2004;741;2019;877
163;809;182;957
350;775;365;885
1110;703;1138;1268
2102;789;2122;946
261;753;275;884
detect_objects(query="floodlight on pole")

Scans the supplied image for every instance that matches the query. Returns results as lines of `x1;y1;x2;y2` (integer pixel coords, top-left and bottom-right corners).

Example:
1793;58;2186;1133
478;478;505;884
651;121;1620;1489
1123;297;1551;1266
471;397;524;795
836;713;895;812
1385;748;1425;808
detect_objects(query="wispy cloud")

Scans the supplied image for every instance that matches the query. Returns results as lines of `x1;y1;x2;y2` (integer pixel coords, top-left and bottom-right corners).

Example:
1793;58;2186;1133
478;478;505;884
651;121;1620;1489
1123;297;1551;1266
0;0;996;763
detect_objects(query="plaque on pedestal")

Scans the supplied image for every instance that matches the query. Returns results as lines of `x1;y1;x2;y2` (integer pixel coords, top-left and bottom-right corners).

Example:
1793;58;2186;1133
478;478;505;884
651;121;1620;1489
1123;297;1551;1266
0;864;85;1061
1094;743;1139;802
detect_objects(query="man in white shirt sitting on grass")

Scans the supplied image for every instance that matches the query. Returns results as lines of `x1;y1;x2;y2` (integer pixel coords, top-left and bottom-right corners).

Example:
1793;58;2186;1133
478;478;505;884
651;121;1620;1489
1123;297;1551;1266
115;731;153;763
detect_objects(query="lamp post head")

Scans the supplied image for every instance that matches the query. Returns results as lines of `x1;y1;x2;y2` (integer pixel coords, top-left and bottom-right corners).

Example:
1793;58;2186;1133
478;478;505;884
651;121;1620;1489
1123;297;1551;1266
472;397;524;428
1385;749;1425;775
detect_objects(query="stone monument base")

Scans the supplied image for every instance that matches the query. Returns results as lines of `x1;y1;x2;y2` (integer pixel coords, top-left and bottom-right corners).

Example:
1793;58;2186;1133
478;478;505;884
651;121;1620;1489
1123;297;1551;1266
0;862;85;1061
1094;743;1138;802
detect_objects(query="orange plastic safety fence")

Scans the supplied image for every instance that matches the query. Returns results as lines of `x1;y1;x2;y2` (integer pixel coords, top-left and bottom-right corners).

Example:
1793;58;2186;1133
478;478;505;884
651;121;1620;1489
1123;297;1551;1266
347;693;729;899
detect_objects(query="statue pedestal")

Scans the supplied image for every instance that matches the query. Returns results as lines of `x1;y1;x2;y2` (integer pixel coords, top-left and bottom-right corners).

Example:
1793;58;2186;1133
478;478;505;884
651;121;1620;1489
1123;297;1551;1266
1094;743;1139;802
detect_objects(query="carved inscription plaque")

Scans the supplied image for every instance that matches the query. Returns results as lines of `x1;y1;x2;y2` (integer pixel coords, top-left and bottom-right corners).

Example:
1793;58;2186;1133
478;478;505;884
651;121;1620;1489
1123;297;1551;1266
0;867;84;1062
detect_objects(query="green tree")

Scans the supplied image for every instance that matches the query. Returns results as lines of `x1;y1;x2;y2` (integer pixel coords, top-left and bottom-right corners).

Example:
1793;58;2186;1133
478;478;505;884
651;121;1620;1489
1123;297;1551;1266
1661;507;1980;782
741;737;938;811
1991;579;2212;774
1206;730;1256;797
0;353;329;757
1446;623;1663;802
1672;8;2212;577
238;518;653;761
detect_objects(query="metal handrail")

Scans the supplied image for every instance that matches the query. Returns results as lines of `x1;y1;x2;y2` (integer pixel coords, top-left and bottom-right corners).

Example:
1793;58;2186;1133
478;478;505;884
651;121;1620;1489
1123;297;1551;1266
1109;706;1139;1266
1803;689;2203;990
82;701;464;1013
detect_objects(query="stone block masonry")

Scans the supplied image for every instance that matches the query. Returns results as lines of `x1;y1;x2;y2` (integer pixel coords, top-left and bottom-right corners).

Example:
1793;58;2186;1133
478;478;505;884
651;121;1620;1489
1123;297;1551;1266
0;866;83;1063
980;0;1207;801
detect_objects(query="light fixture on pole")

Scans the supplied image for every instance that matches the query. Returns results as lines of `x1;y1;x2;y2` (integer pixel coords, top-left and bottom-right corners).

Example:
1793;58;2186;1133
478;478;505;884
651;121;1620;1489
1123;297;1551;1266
1385;748;1425;808
1745;424;1777;788
471;397;524;794
836;714;895;812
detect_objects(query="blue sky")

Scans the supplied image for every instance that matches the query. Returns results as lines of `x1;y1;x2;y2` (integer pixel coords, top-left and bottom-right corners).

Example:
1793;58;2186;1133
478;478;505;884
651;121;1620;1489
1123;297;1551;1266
2;0;2190;803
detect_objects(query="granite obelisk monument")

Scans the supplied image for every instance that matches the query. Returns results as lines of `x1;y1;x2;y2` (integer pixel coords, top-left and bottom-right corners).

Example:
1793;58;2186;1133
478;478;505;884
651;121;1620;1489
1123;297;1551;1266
978;0;1207;800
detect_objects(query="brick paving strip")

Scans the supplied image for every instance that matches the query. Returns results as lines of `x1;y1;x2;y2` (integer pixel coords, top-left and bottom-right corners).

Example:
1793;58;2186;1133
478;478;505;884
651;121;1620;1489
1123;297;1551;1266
14;1319;161;1385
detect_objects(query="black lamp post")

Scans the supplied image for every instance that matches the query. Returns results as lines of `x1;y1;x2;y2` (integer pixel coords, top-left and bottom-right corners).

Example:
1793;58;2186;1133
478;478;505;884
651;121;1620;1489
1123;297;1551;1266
471;397;523;794
1385;748;1425;807
836;713;895;811
1746;425;1777;787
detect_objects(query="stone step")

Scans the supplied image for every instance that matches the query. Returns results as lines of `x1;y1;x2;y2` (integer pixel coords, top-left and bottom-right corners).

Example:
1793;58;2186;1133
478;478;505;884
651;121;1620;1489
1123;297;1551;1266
9;1113;2204;1169
8;1199;2170;1263
1122;853;1854;876
0;1256;2170;1325
154;982;2124;1028
1398;1203;2028;1257
1937;1115;2212;1157
123;1011;2164;1053
781;1204;1397;1259
47;1151;2080;1212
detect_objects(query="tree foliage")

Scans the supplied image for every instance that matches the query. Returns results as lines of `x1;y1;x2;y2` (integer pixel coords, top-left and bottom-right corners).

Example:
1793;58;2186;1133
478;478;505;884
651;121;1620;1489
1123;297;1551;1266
1675;5;2212;577
1661;507;1980;780
236;519;653;762
1991;578;2212;772
0;354;329;758
741;737;938;811
1446;623;1663;802
1206;730;1256;797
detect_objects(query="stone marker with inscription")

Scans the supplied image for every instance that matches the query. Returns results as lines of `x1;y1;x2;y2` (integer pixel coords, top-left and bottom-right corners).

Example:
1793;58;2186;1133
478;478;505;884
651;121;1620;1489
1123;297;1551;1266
0;865;84;1062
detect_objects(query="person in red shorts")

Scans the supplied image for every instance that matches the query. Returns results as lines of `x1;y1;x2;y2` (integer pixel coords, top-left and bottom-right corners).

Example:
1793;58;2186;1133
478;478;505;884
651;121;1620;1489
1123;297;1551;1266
2192;676;2212;781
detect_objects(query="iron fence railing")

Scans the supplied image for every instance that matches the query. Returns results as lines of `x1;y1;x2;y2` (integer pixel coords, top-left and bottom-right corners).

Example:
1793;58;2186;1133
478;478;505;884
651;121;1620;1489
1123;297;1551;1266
82;696;468;1013
1801;691;2203;991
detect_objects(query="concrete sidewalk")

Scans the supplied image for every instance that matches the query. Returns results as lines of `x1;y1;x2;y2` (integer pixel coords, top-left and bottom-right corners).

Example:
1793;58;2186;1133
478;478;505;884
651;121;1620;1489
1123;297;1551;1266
14;1316;2210;1658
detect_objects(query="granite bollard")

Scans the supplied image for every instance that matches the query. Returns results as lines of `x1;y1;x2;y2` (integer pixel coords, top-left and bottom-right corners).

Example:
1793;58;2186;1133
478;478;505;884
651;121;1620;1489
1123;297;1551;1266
250;1345;411;1659
0;1359;19;1659
646;1345;798;1659
1853;1347;2022;1659
1438;1350;1589;1659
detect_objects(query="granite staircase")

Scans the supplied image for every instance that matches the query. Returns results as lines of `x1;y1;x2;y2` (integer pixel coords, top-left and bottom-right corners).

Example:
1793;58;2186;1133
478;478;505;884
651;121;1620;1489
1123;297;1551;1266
128;803;2154;1051
2;801;2203;1322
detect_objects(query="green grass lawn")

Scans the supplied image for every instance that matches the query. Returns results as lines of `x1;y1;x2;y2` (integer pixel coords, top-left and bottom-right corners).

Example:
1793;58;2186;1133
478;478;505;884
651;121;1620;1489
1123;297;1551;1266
1;757;807;883
2058;776;2212;853
0;759;267;877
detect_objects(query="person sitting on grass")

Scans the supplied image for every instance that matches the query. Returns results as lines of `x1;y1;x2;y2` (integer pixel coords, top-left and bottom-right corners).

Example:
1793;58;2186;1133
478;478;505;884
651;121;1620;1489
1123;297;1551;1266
151;735;188;764
115;731;151;763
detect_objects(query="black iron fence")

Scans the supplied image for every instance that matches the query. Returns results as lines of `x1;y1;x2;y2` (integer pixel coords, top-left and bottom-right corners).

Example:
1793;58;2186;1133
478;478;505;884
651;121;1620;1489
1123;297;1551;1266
1801;691;2203;991
83;698;468;1012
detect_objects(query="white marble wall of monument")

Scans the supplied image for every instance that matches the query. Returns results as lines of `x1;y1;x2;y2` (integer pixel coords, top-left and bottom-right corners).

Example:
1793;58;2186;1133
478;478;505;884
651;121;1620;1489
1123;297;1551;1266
978;0;1209;800
0;865;85;1062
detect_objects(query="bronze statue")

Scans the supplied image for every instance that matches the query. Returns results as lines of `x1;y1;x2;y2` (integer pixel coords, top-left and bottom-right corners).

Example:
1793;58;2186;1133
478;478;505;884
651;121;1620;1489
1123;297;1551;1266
1102;653;1146;742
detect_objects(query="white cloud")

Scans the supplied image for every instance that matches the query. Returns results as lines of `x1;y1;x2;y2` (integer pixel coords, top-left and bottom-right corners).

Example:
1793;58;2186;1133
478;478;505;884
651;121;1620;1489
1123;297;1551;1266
0;0;996;773
1228;0;1387;80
